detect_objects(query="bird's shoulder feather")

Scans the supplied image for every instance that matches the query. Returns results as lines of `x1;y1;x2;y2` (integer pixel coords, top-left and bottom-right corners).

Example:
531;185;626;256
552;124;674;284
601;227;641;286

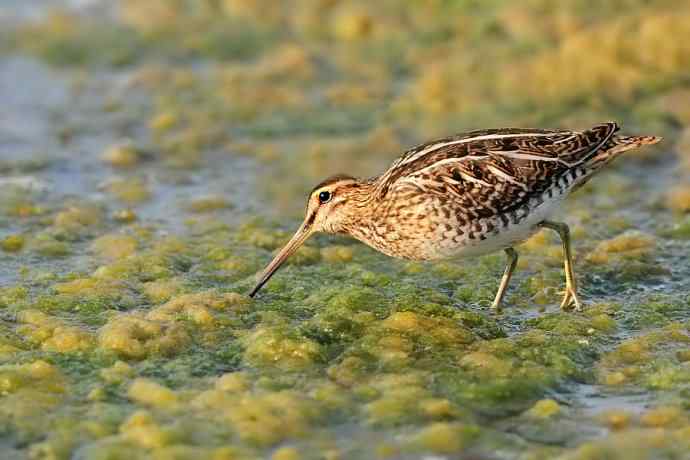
374;123;619;217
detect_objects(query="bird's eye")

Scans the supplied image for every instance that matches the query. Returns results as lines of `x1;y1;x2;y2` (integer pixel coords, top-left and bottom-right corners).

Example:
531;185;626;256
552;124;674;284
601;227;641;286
318;190;331;204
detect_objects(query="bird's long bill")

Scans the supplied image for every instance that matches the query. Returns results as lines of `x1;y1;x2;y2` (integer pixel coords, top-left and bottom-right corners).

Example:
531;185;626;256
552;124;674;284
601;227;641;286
248;217;314;297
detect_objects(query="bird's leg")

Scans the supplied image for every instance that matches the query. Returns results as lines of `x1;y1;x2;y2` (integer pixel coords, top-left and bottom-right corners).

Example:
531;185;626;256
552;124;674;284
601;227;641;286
538;221;582;311
491;247;519;313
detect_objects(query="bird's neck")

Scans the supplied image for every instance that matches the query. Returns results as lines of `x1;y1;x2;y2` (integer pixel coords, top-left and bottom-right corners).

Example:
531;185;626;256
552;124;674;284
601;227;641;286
336;181;387;247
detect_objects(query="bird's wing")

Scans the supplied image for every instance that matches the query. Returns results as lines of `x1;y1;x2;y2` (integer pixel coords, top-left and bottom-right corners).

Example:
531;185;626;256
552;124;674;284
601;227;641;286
377;123;618;217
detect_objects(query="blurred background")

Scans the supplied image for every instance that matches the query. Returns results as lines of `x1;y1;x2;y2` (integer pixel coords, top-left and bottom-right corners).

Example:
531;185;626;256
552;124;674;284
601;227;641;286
1;1;690;459
2;0;689;218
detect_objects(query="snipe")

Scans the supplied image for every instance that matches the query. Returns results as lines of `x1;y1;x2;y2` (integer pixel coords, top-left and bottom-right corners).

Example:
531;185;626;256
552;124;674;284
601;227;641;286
249;122;660;312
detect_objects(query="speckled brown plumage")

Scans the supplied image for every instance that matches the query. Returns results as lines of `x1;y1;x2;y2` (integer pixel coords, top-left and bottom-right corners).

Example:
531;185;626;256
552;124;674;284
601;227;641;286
249;122;661;312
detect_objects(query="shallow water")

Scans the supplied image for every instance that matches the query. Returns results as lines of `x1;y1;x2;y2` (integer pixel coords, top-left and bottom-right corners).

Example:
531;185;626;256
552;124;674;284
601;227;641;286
1;1;689;459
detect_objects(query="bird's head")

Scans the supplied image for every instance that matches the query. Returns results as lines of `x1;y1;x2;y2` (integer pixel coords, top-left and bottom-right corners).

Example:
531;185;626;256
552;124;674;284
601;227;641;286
248;174;365;297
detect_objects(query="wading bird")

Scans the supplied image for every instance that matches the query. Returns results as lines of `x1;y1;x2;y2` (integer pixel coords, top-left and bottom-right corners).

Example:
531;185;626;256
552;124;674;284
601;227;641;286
249;122;660;311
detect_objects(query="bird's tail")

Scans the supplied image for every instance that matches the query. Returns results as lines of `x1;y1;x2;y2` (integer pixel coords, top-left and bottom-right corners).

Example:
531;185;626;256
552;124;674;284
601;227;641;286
587;133;662;168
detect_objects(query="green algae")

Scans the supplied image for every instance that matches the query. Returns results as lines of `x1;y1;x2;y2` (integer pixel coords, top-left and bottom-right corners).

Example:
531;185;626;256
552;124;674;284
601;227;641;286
2;211;688;458
660;215;690;239
0;1;689;459
14;12;143;67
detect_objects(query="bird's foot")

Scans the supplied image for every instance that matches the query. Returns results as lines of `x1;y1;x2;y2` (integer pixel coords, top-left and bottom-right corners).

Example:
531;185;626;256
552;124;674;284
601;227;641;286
558;286;583;312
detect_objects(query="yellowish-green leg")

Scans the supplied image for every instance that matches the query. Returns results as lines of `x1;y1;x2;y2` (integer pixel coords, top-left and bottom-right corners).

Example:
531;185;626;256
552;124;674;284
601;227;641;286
539;220;582;311
491;247;518;313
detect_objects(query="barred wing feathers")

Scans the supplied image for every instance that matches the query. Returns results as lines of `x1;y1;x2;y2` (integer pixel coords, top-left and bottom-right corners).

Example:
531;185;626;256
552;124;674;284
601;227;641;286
376;122;620;218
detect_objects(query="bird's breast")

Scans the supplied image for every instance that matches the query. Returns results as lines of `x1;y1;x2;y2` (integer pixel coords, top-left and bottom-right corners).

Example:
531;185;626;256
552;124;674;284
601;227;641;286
346;189;567;261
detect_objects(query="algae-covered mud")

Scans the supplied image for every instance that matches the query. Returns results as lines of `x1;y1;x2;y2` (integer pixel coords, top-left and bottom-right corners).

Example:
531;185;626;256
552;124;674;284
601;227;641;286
1;1;690;459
